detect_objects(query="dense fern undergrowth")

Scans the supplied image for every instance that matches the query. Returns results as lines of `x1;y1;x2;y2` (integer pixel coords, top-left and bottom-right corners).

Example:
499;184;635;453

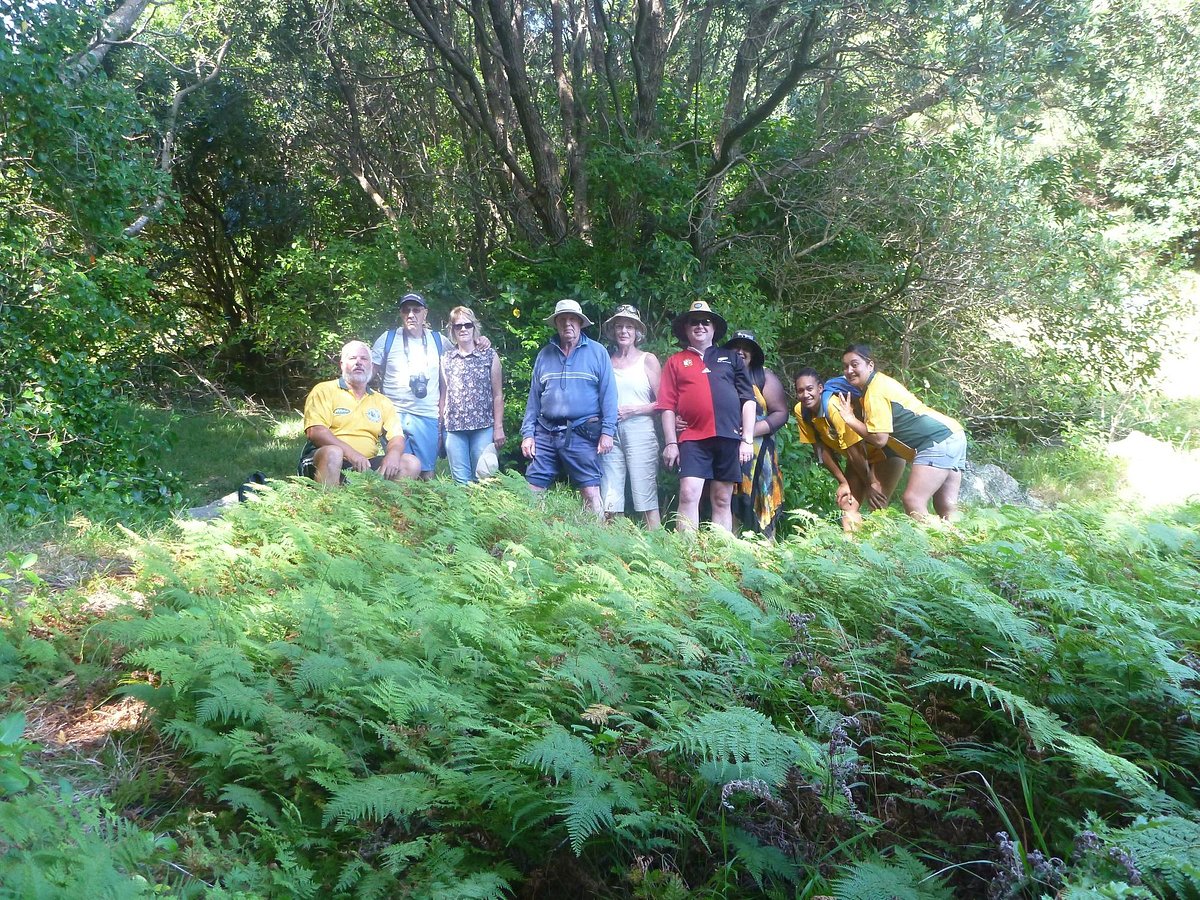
5;476;1200;897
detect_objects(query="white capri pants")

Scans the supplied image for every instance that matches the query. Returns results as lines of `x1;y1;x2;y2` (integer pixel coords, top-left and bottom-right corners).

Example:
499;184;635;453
600;417;660;513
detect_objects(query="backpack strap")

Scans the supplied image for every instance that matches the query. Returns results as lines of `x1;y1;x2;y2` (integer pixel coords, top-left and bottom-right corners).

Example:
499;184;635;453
431;330;444;387
376;328;397;387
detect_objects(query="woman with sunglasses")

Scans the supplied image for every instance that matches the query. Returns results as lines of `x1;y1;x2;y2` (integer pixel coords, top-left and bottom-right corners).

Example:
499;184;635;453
441;306;505;483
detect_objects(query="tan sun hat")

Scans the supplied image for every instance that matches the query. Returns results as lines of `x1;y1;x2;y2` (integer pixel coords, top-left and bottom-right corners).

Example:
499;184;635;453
544;298;594;328
603;304;646;337
671;300;728;344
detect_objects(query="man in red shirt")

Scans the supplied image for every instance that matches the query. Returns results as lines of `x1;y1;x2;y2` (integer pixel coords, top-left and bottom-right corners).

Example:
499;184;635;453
657;301;757;531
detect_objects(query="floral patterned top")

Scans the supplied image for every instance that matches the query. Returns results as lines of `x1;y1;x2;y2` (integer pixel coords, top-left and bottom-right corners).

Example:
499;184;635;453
444;346;496;432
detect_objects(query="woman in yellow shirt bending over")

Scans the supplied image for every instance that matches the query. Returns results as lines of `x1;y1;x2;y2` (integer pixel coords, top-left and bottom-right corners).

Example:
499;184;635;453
837;344;967;520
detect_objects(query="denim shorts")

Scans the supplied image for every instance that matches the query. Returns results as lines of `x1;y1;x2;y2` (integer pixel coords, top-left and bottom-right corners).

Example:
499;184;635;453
913;430;967;471
402;412;440;473
679;436;742;483
525;422;603;488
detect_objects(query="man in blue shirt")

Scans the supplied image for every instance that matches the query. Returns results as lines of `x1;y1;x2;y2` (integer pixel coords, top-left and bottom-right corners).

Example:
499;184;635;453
520;299;618;516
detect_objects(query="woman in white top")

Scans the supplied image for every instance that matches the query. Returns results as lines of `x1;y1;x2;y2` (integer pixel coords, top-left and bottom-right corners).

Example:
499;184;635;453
600;305;662;529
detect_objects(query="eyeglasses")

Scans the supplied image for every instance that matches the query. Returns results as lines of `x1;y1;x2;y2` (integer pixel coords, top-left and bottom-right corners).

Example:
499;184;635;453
452;322;475;330
688;317;713;327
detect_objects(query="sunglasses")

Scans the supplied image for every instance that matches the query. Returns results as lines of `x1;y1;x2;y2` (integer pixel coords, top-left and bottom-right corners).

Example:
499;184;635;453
688;317;714;327
452;322;475;330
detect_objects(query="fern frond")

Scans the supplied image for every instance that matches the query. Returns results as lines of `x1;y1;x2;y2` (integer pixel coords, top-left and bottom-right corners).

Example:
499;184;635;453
832;848;953;900
321;773;438;829
560;789;616;855
916;672;1157;799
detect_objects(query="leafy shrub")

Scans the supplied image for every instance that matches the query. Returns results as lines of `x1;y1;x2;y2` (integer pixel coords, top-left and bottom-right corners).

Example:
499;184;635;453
99;478;1200;896
0;712;181;897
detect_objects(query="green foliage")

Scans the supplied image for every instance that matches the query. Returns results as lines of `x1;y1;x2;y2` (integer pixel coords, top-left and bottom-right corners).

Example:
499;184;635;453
0;2;180;518
91;476;1200;894
0;713;181;897
832;849;953;900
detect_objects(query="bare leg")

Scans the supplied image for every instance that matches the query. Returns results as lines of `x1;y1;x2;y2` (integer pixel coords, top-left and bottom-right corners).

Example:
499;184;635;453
932;469;962;519
579;485;604;519
676;476;705;531
709;480;735;532
313;446;345;486
642;508;662;530
902;464;952;520
876;457;907;506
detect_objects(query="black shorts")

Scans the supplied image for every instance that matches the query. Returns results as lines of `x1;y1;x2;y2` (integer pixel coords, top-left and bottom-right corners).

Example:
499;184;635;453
298;442;383;481
679;437;742;483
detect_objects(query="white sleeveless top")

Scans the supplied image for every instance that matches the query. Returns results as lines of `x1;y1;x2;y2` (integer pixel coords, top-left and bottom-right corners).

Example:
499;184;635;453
613;355;656;437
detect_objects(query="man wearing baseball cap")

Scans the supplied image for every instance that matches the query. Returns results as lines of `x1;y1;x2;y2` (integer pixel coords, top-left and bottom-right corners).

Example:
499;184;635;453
520;299;618;516
371;292;445;480
656;300;757;532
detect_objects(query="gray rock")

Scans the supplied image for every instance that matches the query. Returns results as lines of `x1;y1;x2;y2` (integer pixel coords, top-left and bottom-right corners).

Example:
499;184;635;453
959;461;1043;509
185;491;241;520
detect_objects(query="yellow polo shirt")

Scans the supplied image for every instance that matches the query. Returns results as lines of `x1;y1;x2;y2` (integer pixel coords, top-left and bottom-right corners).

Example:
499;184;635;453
795;396;862;455
860;372;961;457
303;379;402;458
795;396;912;464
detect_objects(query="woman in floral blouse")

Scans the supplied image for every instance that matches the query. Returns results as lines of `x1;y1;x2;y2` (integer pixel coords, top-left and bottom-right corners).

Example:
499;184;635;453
441;306;505;483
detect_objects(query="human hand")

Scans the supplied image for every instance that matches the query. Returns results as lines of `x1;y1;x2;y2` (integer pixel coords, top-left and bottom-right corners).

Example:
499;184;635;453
521;437;536;459
494;427;506;448
738;440;754;464
597;434;614;455
835;393;859;423
378;451;404;480
675;416;689;436
868;480;888;510
346;449;371;473
835;483;856;508
475;334;492;352
662;443;680;469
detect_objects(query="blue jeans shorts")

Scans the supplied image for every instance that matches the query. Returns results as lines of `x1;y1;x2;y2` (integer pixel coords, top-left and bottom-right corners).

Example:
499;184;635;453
913;430;967;471
402;412;440;473
525;422;603;488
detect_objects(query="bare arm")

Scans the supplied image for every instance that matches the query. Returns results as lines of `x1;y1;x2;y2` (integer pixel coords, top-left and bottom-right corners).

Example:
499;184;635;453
661;409;679;469
755;369;789;437
490;352;506;446
739;399;756;463
837;393;889;447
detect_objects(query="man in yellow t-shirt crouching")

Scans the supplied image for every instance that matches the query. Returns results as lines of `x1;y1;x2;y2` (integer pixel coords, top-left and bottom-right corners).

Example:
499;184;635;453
300;341;421;485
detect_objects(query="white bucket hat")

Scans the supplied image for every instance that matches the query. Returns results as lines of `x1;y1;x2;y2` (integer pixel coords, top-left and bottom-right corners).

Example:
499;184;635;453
545;298;594;328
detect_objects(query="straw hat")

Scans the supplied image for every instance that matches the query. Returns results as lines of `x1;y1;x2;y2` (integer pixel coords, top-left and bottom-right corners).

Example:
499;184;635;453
544;298;593;328
671;300;728;344
603;304;646;338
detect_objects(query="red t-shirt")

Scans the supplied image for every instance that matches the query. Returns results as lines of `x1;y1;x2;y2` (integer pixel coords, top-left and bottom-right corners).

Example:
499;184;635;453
657;345;755;441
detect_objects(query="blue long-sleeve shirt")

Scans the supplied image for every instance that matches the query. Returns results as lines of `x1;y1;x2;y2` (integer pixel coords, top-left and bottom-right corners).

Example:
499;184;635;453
520;333;618;437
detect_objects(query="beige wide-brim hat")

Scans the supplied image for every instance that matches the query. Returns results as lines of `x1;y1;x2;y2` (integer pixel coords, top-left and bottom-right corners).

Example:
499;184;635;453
671;300;728;344
603;304;646;337
545;298;594;328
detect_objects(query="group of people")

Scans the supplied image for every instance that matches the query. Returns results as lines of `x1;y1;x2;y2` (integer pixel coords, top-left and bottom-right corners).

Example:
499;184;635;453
300;292;967;532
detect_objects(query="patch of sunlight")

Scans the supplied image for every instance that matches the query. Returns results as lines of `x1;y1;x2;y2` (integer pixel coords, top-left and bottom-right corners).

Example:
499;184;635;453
274;417;304;440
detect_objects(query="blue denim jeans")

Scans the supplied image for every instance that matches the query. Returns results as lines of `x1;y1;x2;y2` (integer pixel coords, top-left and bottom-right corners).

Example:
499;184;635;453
445;427;495;483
